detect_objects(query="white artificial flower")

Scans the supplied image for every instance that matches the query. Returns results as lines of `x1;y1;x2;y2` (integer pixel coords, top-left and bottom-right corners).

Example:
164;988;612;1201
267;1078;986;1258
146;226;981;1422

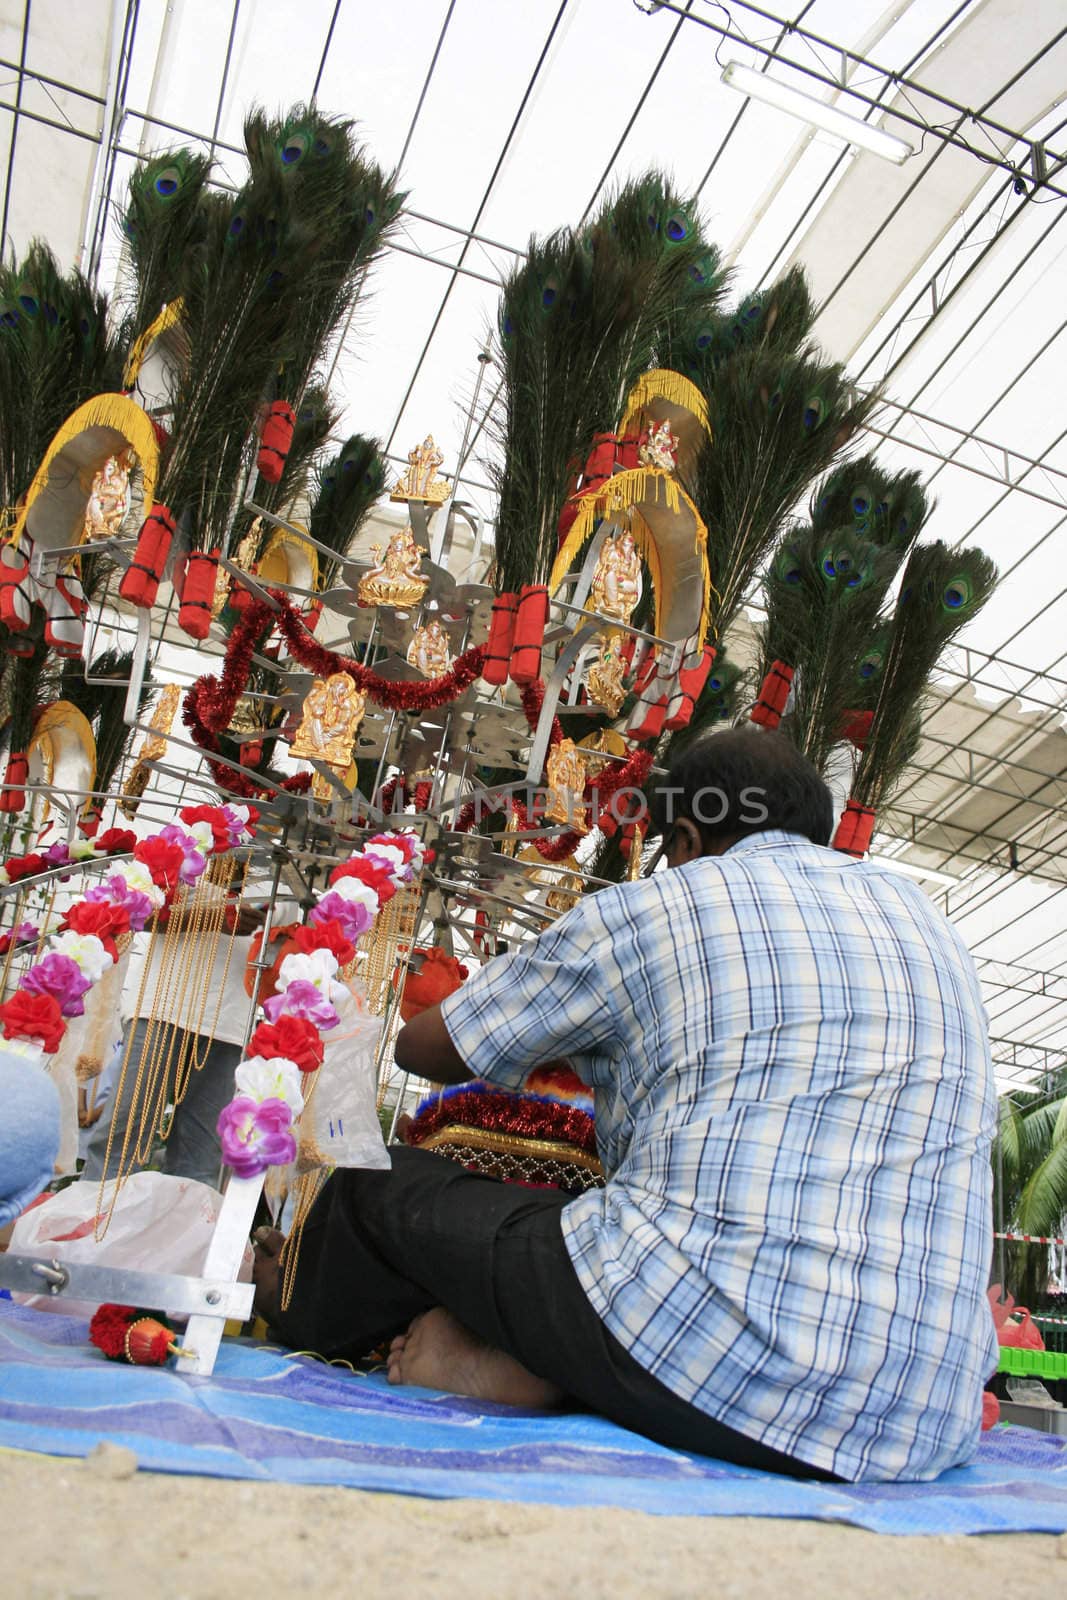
69;840;97;862
186;820;216;854
235;1054;305;1114
50;929;113;982
115;860;166;908
325;876;380;917
363;842;406;875
277;948;339;995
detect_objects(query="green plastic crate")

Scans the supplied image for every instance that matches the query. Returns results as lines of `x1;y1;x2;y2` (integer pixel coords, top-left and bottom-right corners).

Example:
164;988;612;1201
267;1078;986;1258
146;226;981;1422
997;1345;1067;1379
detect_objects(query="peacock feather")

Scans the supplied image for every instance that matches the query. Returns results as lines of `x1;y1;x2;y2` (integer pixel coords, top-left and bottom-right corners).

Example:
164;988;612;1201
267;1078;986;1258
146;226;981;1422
120;149;212;343
489;173;728;592
309;433;388;592
848;540;998;811
757;523;902;775
810;455;930;555
687;348;876;646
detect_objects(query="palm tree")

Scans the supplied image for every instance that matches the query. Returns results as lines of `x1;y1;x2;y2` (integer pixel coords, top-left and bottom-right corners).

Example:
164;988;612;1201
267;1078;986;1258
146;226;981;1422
993;1067;1067;1306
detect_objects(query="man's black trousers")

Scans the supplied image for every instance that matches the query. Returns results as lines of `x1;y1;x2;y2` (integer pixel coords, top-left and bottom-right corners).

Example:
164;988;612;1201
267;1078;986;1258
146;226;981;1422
272;1145;837;1480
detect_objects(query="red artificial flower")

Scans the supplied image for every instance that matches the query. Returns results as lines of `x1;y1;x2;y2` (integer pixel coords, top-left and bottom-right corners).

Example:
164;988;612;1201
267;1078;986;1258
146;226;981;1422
89;1303;136;1360
5;853;47;883
95;828;137;856
290;920;355;967
62;900;130;961
243;805;260;829
249;1015;324;1074
179;804;231;853
134;836;186;890
329;856;396;905
0;990;65;1053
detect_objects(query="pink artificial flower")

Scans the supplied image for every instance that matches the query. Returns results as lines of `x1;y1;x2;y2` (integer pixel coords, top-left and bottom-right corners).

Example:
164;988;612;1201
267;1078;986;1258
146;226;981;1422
309;889;376;943
157;824;207;886
22;952;93;1018
262;979;341;1031
86;874;155;933
216;1095;296;1179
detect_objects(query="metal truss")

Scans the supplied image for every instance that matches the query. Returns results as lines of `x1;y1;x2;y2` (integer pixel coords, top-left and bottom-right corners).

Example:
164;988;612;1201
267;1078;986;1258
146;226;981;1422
659;0;1067;199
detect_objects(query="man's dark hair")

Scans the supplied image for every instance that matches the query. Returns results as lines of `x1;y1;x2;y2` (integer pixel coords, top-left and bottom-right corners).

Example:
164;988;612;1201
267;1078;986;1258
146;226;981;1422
649;729;834;848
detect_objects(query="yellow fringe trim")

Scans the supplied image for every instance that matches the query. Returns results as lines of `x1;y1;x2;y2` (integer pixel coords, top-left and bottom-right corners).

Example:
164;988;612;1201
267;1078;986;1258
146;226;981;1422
258;524;320;594
619;368;710;440
10;393;159;549
28;701;97;823
123;298;184;390
549;466;712;642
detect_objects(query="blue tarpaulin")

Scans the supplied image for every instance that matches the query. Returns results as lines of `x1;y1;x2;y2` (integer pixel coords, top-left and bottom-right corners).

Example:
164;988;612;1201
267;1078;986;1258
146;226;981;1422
0;1301;1064;1535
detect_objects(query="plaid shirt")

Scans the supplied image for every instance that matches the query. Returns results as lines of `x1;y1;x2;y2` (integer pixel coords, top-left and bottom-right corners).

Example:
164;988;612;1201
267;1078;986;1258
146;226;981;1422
440;830;998;1482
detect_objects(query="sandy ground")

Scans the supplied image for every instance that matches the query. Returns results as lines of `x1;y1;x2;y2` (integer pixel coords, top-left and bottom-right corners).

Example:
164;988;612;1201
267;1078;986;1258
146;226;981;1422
3;1446;1064;1600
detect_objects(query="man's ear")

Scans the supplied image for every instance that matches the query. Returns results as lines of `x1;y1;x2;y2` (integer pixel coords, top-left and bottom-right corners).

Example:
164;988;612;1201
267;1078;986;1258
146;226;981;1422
670;817;704;864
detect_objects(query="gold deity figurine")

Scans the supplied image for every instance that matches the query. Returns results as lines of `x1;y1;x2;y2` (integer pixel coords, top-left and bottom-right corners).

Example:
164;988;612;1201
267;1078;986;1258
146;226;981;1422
406;618;453;678
545;738;589;833
120;683;182;815
590;528;642;625
586;631;628;717
390;435;450;505
357;524;429;609
638;417;679;473
83;452;133;541
292;673;367;766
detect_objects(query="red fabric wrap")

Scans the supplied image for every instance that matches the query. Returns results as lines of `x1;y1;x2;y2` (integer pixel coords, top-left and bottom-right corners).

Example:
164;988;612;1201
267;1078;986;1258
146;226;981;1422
483;592;518;686
176;550;219;640
78;804;102;839
750;660;794;729
119;506;175;608
663;646;716;733
581;432;617;493
395;947;468;1023
0;751;27;813
0;556;30;632
614;433;640;471
632;649;659;698
832;799;877;858
628;695;668;743
257;399;296;484
509;585;549;686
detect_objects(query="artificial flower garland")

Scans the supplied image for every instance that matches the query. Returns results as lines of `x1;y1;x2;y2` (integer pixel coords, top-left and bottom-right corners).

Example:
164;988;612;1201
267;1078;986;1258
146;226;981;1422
0;807;257;1061
214;829;430;1178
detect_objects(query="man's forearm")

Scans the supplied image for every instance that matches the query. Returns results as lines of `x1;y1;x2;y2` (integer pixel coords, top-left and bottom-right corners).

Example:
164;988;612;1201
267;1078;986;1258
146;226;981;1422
393;1004;473;1085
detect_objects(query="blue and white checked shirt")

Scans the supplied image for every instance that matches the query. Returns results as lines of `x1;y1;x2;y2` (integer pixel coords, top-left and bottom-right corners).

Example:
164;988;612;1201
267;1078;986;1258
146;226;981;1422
440;830;998;1482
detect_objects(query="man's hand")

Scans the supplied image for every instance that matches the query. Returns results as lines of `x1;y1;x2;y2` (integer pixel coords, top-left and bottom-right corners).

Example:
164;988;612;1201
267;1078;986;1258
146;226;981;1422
232;902;266;937
394;1003;473;1085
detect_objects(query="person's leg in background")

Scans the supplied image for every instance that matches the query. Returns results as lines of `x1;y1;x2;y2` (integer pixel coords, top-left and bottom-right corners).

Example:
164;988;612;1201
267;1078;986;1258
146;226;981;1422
0;1054;60;1227
162;1034;242;1189
82;1023;238;1190
80;1017;151;1183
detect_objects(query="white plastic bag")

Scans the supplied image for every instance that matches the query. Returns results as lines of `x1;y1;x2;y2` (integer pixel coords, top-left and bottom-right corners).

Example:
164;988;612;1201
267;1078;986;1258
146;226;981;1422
8;1169;253;1316
296;982;389;1174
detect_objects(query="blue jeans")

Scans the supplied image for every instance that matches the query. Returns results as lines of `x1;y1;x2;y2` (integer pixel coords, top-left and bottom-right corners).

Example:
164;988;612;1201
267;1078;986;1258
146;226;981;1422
81;1018;242;1191
0;1052;60;1226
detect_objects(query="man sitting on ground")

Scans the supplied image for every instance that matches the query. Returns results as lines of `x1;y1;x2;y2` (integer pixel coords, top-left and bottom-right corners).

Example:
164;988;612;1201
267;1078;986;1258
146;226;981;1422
256;730;997;1483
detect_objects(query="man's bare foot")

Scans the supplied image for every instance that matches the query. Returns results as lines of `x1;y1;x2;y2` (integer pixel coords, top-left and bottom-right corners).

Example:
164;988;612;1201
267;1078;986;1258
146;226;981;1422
251;1226;285;1325
387;1307;565;1409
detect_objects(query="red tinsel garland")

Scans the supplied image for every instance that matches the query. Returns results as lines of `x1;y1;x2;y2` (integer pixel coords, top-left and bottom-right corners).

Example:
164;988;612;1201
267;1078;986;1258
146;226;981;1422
408;1083;598;1155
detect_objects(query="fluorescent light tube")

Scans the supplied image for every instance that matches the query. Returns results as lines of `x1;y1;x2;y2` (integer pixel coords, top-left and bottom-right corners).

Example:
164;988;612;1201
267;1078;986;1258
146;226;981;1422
868;855;958;888
721;60;913;165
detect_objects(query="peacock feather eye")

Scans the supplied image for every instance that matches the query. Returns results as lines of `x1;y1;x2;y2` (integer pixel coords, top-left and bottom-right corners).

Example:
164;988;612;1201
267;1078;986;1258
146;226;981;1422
858;650;882;680
365;205;376;226
228;212;246;238
822;557;837;579
43;302;58;326
17;293;38;317
875;500;889;520
803;397;824;431
153;166;181;197
708;675;723;692
342;458;357;474
768;385;784;412
280;132;310;166
79;315;91;336
0;305;18;329
265;268;285;290
742;298;762;322
851;486;871;518
541;276;559;310
502;312;515;340
694;326;713;351
665;211;690;243
646;211;660;234
313;136;332;157
942;576;971;611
